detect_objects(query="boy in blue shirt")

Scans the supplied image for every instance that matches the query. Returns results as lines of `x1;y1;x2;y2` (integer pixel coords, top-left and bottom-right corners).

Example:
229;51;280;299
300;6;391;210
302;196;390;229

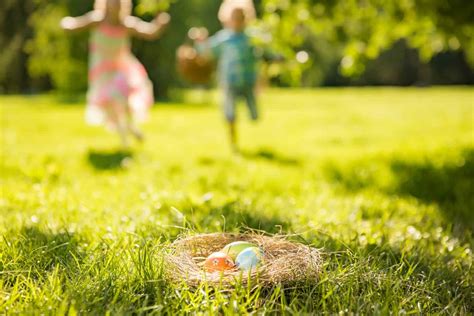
197;8;258;152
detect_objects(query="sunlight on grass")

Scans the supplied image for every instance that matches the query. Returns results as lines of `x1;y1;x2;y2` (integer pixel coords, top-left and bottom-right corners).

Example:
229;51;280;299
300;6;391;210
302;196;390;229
1;88;473;313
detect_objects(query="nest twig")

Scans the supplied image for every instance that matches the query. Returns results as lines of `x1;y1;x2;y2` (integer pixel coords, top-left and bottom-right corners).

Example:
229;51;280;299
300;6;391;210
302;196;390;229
164;233;322;287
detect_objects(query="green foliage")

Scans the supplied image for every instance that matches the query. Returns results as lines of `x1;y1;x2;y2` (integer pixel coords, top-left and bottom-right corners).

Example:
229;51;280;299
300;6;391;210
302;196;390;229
2;0;472;93
135;0;174;15
260;0;474;80
0;0;39;93
1;88;473;313
27;3;89;93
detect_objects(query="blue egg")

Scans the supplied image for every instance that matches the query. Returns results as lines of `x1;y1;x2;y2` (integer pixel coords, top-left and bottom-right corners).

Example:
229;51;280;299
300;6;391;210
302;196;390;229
235;247;264;271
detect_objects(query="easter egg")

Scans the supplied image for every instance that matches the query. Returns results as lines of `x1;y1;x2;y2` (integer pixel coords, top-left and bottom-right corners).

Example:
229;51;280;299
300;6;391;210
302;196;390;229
204;252;235;272
235;247;264;271
222;241;258;260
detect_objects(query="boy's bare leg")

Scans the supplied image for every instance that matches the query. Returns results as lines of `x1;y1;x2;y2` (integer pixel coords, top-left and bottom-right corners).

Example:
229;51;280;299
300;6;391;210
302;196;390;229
229;121;238;153
223;87;238;153
244;87;258;122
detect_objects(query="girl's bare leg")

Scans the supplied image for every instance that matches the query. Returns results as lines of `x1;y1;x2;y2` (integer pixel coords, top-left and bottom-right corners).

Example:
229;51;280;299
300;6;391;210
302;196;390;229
117;118;130;149
126;107;144;142
108;105;129;148
118;127;129;148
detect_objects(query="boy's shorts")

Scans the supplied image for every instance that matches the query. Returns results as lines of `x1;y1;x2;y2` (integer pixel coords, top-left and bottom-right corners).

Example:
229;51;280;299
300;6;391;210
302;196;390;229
223;85;258;122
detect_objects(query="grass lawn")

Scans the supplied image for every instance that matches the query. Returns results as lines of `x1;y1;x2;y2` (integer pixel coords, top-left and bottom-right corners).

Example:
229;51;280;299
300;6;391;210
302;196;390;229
1;87;473;314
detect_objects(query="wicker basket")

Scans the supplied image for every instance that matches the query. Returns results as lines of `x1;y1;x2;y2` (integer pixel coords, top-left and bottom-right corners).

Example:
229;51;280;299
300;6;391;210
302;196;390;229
176;45;215;84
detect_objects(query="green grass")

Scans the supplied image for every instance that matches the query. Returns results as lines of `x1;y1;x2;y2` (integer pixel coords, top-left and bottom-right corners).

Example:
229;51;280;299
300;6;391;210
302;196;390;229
1;88;473;314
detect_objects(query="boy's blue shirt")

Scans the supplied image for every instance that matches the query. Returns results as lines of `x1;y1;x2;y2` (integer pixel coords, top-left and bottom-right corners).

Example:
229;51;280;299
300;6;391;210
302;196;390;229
205;29;257;88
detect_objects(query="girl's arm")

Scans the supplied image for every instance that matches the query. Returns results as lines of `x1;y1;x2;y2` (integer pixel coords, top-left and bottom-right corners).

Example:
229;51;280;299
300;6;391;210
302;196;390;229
60;11;104;32
124;13;171;40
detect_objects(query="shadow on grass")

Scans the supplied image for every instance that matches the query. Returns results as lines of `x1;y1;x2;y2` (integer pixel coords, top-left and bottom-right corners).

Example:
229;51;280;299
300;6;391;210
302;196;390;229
241;148;301;166
1;226;83;285
197;156;217;166
391;149;474;232
323;149;474;234
269;231;472;313
217;201;291;233
87;150;133;171
177;200;292;234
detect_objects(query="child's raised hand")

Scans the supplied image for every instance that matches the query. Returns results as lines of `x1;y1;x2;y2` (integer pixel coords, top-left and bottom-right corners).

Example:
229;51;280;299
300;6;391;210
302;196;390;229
154;12;171;27
60;17;76;31
126;12;170;40
60;11;103;32
188;27;209;42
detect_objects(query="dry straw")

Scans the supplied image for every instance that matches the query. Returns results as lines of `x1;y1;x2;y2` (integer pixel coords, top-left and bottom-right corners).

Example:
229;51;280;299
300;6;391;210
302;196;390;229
164;233;322;287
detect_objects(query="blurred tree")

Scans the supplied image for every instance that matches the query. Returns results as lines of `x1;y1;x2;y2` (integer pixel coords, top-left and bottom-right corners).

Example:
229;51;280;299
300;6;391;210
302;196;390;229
0;0;472;94
0;0;41;93
259;0;474;84
26;1;90;93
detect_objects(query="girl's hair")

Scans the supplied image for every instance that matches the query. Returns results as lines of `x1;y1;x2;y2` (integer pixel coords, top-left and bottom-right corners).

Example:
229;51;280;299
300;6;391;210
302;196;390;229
94;0;132;18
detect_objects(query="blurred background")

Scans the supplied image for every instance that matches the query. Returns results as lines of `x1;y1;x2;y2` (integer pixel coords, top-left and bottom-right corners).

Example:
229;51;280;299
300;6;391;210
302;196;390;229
1;0;473;97
1;2;473;313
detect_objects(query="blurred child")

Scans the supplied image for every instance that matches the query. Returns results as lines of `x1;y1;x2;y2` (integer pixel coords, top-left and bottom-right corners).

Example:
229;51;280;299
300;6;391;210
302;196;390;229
196;7;258;152
60;0;170;147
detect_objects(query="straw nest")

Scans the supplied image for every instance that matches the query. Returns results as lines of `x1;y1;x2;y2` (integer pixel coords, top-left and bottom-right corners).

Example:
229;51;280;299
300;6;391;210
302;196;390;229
176;45;215;84
164;233;322;287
